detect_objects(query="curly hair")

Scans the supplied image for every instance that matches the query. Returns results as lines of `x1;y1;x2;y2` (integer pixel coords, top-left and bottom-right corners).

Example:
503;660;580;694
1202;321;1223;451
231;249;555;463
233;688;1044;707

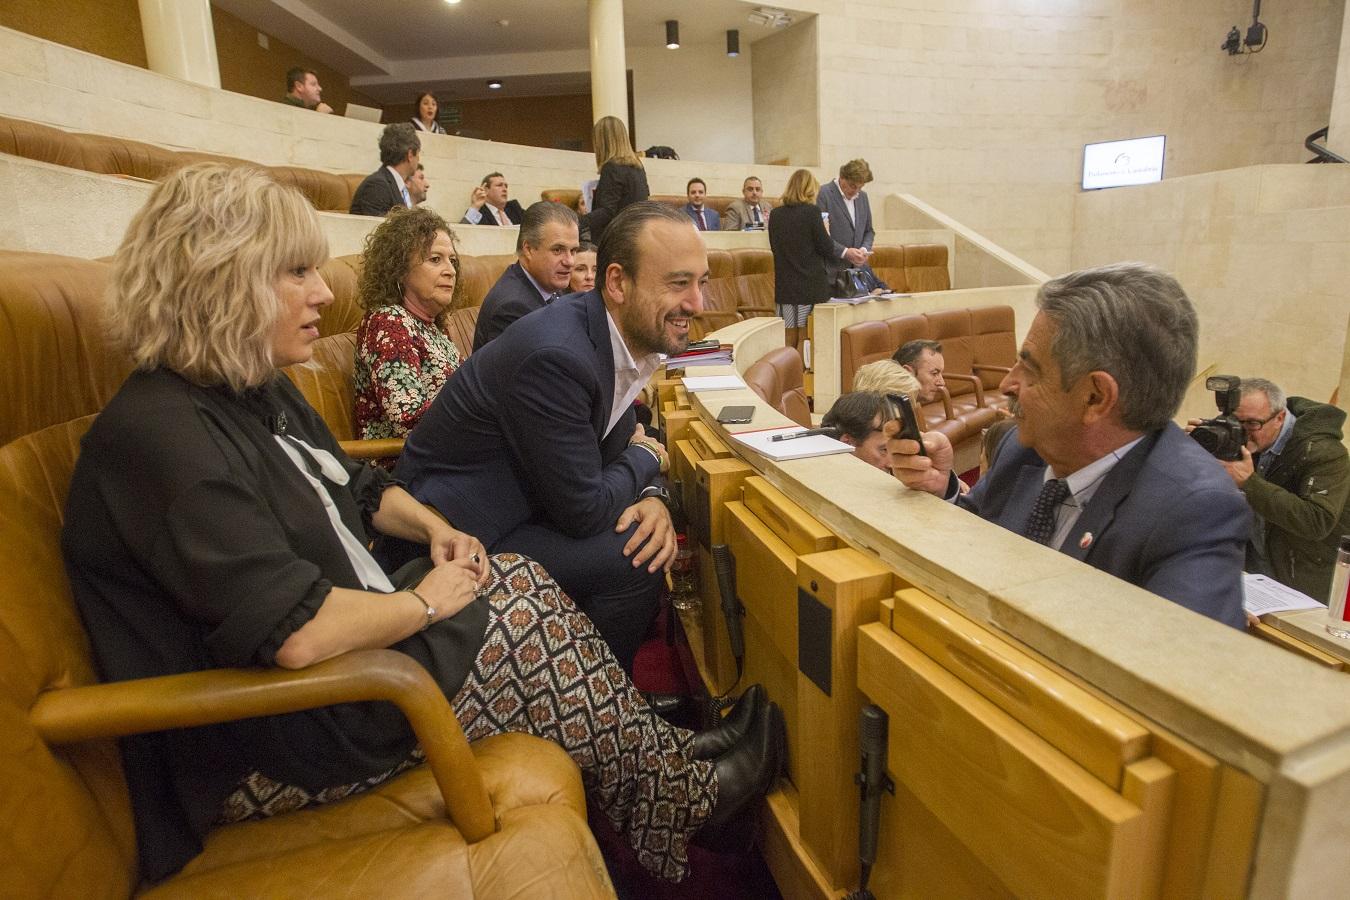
107;162;327;391
357;207;460;326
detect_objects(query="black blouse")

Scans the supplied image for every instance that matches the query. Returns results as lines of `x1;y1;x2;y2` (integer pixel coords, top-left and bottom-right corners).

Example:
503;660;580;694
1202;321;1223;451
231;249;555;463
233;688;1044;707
62;368;487;881
582;160;650;242
768;202;838;308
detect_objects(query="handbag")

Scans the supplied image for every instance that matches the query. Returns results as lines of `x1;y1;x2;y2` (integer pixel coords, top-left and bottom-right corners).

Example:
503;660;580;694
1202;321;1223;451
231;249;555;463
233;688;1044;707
831;265;889;298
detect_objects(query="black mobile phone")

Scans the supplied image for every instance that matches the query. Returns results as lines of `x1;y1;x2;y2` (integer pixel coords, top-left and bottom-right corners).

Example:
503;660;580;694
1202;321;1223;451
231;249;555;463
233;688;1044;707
716;405;756;425
887;393;927;457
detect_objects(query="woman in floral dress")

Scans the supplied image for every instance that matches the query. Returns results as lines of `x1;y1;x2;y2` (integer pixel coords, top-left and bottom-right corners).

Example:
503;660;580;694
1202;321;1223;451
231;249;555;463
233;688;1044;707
353;208;462;458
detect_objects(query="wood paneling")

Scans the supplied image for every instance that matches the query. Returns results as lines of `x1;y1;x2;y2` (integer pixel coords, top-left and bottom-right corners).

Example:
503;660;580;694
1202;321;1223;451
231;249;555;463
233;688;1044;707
383;94;595;154
1;0;147;68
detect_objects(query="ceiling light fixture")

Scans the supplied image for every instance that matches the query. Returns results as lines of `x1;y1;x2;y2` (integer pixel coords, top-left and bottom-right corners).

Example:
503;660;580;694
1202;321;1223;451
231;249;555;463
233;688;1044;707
665;20;680;50
486;80;503;90
443;0;461;5
727;29;740;57
747;6;793;28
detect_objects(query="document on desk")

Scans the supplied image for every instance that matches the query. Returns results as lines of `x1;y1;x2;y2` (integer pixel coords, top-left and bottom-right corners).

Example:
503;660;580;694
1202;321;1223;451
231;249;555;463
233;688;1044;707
732;426;856;461
682;374;747;392
1242;573;1324;616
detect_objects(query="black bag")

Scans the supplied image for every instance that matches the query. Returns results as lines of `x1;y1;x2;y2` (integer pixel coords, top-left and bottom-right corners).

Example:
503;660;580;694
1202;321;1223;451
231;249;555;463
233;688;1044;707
831;265;889;298
644;145;679;160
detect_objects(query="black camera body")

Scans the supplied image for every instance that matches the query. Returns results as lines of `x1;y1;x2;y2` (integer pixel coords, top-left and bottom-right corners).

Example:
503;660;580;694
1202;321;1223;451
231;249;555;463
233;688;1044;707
1190;375;1245;461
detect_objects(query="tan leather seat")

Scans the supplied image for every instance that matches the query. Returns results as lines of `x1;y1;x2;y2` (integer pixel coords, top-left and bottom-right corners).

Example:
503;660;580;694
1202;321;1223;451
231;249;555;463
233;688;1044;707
904;243;951;292
0;249;613;899
868;245;908;292
744;346;812;427
0;114;363;212
445;306;481;360
730;248;775;317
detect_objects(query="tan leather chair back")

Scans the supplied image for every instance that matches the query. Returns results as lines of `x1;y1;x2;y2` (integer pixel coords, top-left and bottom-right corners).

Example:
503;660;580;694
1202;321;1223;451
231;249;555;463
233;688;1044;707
904;243;951;292
445;306;480;360
706;249;735;280
969;305;1017;390
0;250;141;893
456;254;516;309
318;255;365;336
926;309;978;400
284;332;360;441
744;346;811;427
730;248;775;315
868;246;908;292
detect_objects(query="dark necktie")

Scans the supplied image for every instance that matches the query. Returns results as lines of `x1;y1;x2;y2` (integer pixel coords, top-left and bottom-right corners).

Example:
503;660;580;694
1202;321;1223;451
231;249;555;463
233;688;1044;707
1024;478;1070;546
694;210;706;231
546;292;560;304
751;205;762;226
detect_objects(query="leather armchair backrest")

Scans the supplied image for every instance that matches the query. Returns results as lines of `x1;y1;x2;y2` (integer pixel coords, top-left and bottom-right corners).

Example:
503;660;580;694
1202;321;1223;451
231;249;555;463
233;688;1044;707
318;255;365;336
868;245;908;293
283;332;360;441
744;346;811;428
969;305;1017;389
456;255;516;310
923;308;976;398
840;320;894;391
904;243;951;293
706;249;735;280
444;306;480;360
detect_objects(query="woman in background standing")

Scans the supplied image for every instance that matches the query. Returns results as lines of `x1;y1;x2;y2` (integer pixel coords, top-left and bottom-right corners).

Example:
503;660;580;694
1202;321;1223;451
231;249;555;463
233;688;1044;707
768;168;836;353
580;116;649;243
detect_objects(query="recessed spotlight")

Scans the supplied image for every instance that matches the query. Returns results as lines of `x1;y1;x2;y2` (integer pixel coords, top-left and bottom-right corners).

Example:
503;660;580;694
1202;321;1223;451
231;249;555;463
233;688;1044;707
486;80;503;90
727;29;740;57
665;20;680;50
497;19;509;27
444;0;461;6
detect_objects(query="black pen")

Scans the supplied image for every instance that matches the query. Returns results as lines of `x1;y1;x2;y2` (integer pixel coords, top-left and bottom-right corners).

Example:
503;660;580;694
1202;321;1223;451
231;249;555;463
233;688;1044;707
770;427;840;442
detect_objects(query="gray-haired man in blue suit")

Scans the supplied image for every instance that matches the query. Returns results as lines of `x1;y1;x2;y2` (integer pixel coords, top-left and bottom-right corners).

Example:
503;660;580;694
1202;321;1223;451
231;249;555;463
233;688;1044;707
887;262;1249;628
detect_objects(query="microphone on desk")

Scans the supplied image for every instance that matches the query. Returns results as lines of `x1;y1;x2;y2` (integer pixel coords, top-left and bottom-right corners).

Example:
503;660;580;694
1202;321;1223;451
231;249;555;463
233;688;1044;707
848;704;893;900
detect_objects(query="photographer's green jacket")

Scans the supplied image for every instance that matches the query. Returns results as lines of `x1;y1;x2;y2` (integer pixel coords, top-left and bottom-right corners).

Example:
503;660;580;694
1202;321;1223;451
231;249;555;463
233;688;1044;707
1242;396;1350;600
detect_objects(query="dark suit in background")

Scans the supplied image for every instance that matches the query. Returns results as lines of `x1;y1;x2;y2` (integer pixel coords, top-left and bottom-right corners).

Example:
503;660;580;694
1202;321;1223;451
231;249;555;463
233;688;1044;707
959;424;1249;628
684;204;720;231
768;203;836;308
581;161;649;242
472;261;552;351
349;167;407;217
461;200;525;226
816;179;874;273
389;291;664;670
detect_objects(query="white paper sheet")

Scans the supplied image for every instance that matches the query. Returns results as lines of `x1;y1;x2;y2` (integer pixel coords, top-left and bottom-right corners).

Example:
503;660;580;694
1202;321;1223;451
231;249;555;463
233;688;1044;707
682;375;747;392
731;426;857;461
1243;573;1324;616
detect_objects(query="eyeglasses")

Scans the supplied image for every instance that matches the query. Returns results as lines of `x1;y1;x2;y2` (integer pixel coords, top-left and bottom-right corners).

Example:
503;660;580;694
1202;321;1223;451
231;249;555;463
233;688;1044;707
1238;412;1280;431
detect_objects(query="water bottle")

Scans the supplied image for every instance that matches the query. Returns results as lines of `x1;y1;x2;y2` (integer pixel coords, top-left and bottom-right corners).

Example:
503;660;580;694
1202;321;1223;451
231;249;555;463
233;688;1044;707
670;534;701;613
1327;535;1350;640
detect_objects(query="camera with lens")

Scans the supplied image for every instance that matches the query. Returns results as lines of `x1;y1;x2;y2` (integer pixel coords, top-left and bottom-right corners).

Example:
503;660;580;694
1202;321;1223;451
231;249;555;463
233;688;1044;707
1189;375;1244;461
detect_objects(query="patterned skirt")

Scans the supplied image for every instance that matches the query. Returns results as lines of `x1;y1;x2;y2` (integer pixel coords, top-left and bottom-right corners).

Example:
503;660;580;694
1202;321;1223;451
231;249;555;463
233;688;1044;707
218;553;717;881
776;303;811;328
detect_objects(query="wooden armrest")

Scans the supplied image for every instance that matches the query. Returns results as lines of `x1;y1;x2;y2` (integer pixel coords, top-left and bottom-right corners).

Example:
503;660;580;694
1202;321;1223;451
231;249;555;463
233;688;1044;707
339;438;405;460
30;649;495;842
944;372;985;406
971;363;1011;375
937;387;955;419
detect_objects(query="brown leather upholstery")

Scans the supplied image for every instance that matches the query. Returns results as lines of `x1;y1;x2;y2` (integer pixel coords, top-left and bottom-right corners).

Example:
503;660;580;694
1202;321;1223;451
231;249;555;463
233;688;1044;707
0;250;613;898
744;346;812;427
838;305;1016;452
868;245;908;293
706;249;735;279
904;243;951;292
731;248;776;316
0;114;363;212
445;306;481;360
456;254;516;310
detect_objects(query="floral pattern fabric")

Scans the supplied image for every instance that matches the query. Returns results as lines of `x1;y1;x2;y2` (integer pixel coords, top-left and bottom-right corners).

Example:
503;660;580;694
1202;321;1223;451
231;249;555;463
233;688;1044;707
353;305;461;443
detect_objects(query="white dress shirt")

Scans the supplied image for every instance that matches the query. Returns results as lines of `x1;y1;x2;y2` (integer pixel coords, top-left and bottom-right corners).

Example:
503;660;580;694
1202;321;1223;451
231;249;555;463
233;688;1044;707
463;203;508;225
604;311;660;438
387;166;411;208
1043;436;1145;549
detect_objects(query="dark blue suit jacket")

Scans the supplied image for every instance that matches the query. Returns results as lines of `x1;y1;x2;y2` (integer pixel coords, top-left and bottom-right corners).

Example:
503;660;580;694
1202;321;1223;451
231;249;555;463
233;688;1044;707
960;424;1249;628
684;203;720;231
472;261;550;351
349;167;406;217
395;290;660;547
816;179;874;272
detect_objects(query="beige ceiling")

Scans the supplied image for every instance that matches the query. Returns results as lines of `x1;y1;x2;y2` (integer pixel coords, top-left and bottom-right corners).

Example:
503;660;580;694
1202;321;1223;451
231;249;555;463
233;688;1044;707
214;0;808;101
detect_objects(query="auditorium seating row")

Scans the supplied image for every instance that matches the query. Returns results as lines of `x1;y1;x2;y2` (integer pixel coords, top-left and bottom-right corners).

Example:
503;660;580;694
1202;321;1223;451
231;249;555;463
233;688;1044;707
0;252;614;897
841;305;1017;454
657;372;1265;900
0;113;366;213
542;188;780;220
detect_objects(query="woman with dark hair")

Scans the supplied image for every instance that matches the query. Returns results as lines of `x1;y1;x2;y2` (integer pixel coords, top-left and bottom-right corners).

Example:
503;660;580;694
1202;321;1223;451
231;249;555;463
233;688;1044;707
62;163;783;886
580;115;649;242
768;168;836;352
353;207;462;448
410;91;446;134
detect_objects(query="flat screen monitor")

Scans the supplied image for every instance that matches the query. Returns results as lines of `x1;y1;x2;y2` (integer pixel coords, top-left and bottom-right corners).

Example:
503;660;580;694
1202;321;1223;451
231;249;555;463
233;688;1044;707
1081;135;1165;190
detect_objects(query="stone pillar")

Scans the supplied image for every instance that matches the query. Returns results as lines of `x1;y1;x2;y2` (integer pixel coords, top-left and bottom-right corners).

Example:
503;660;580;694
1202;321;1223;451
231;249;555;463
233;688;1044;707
137;0;221;89
589;0;628;127
1329;1;1350;155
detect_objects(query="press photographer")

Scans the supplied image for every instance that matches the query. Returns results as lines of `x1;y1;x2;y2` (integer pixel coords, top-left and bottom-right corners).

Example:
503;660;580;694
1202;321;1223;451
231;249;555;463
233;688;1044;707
1190;377;1350;599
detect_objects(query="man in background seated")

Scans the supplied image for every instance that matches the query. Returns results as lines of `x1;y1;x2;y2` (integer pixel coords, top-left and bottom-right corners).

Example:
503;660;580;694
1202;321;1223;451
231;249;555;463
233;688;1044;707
570;241;598;294
281;67;332;113
349;123;420;216
684;178;720;231
472;202;579;351
817;158;875;273
894;339;946;403
406;164;429;207
822;392;893;472
721;176;772;231
1200;377;1350;600
889;262;1249;629
461;172;525;226
390;202;705;671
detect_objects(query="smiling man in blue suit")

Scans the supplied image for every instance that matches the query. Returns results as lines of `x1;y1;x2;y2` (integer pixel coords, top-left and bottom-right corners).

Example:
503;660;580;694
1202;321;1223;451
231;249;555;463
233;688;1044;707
888;262;1249;628
388;202;707;670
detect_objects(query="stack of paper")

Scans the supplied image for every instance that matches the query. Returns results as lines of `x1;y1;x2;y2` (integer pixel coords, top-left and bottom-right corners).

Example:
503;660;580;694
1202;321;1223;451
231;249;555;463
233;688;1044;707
667;344;733;368
731;426;856;461
1242;573;1324;616
682;374;747;392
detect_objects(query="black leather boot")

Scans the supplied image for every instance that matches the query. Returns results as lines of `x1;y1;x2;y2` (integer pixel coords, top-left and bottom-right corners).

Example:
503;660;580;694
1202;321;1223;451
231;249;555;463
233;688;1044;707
691;684;765;760
640;691;687;719
692;701;785;848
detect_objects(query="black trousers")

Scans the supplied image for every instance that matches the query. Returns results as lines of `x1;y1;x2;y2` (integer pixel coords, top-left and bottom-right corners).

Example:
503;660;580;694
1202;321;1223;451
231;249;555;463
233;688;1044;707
492;519;663;673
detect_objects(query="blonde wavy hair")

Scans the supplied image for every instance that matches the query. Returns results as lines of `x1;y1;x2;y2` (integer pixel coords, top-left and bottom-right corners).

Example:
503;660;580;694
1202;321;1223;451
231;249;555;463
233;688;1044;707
107;163;328;392
592;116;643;171
853;359;921;404
781;168;820;206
